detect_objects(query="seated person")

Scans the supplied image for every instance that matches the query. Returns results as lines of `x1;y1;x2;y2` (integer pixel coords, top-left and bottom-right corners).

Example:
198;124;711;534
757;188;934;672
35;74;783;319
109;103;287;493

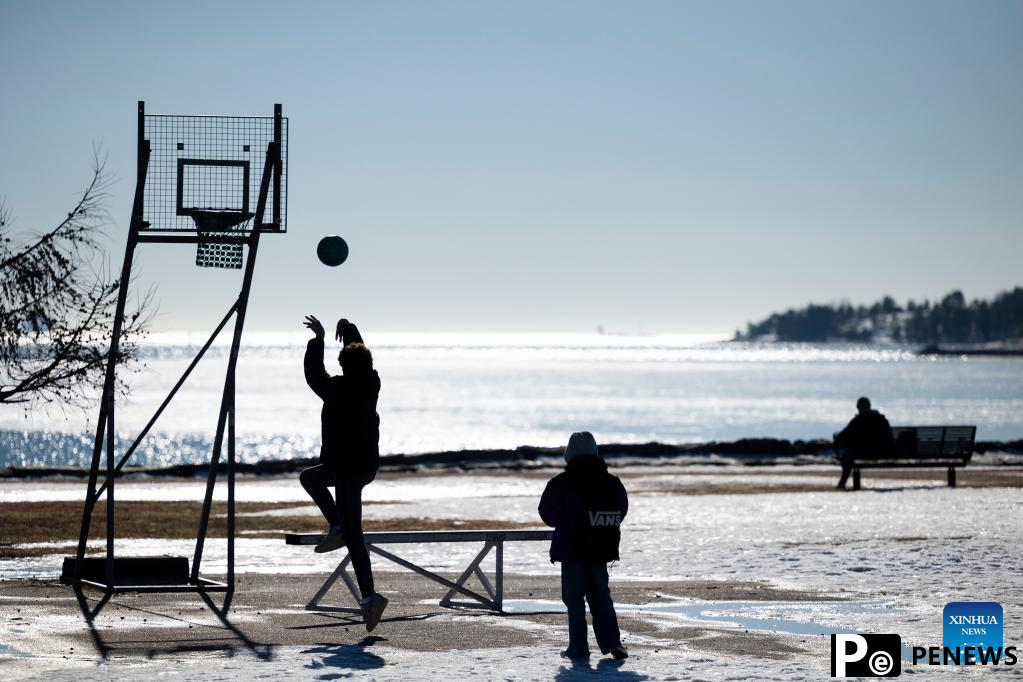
834;396;893;489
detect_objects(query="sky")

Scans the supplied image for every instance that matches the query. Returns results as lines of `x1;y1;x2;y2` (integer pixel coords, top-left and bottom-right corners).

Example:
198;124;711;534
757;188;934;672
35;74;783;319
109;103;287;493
1;0;1021;335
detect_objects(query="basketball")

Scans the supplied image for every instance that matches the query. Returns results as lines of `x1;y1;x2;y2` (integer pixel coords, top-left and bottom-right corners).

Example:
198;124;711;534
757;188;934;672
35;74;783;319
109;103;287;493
317;235;349;267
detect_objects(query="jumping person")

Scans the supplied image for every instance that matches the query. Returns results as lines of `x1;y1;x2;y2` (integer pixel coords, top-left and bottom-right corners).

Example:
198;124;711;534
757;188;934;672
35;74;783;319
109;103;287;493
539;431;629;661
834;396;894;489
299;315;388;631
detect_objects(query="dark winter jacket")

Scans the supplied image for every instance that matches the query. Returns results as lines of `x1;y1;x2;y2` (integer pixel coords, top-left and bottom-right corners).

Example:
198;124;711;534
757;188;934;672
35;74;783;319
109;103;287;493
538;455;629;563
304;335;380;476
835;409;893;460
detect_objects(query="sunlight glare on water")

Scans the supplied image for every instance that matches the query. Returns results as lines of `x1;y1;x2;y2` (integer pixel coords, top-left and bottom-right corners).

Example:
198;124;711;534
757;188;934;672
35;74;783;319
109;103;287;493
1;334;1021;468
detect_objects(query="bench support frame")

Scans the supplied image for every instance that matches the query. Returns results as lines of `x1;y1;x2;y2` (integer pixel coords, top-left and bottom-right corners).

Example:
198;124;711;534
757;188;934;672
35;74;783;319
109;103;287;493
306;539;507;613
851;464;962;491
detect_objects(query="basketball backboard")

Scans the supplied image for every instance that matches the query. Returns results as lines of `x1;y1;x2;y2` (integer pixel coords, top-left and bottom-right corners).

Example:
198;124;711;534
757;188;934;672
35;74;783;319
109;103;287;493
141;111;287;233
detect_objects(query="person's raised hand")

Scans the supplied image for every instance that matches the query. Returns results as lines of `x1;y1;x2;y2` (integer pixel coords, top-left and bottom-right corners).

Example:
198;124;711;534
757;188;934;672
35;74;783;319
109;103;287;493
304;315;325;340
335;318;352;342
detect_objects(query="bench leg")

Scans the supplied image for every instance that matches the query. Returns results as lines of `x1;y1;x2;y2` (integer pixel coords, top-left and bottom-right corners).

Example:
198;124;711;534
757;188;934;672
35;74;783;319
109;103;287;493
439;541;496;608
473;565;496;602
368;544;500;610
306;553;363;613
852;468;861;491
948;467;956;487
495;540;503;611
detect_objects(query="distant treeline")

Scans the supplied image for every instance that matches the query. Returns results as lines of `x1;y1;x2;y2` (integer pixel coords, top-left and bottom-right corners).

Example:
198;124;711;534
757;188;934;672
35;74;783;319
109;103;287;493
736;287;1023;344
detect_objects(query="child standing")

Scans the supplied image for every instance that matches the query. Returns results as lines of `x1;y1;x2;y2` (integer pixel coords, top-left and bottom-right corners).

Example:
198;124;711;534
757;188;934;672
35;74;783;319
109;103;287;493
539;431;629;660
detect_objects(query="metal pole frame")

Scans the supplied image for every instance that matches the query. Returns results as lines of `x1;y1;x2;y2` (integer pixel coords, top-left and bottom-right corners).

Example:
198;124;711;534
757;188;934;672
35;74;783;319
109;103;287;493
71;102;284;614
74;101;148;591
192;121;280;587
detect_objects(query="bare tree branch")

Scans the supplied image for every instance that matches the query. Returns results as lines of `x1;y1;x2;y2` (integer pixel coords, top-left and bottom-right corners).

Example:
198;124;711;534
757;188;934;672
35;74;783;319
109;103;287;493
0;154;155;411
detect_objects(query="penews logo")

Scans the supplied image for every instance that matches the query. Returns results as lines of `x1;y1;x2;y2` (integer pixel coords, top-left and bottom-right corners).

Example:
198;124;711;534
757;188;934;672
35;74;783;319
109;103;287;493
831;634;901;677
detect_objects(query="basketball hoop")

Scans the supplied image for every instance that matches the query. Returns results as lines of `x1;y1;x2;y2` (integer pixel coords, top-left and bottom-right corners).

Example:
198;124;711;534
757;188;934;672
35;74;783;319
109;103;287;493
63;102;287;611
191;209;254;269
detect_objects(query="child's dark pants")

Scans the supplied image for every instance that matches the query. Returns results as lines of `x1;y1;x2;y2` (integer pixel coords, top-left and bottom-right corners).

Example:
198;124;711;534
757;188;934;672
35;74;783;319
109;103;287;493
560;561;622;655
300;463;376;597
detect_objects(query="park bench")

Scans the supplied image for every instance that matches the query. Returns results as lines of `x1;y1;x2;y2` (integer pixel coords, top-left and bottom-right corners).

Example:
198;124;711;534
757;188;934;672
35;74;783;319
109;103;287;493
286;529;553;612
835;425;976;490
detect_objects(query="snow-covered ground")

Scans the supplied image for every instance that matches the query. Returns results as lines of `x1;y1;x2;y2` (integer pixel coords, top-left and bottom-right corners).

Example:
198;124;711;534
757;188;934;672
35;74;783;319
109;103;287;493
22;641;1023;681
2;466;1021;679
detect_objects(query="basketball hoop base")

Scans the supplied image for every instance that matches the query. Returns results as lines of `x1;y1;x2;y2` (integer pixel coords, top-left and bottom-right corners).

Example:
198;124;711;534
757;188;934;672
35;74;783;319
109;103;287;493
59;555;230;592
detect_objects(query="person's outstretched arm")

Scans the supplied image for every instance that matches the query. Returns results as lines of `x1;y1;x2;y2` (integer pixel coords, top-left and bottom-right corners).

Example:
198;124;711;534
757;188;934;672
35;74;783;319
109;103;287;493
336;318;365;346
303;315;330;399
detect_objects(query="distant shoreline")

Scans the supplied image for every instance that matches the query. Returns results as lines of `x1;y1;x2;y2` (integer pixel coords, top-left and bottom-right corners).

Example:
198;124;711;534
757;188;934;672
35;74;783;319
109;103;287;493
723;338;1023;355
917;344;1023;357
2;437;1021;479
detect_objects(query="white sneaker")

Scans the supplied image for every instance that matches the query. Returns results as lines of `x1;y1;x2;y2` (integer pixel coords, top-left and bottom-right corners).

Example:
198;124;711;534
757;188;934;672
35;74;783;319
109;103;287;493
314;526;346;553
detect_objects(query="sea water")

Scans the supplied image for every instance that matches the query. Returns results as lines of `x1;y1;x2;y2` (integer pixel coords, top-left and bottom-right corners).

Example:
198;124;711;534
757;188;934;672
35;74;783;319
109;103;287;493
1;334;1021;468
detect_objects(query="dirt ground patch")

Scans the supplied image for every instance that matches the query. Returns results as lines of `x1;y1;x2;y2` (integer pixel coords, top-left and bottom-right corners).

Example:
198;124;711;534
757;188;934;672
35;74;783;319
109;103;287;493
0;501;537;557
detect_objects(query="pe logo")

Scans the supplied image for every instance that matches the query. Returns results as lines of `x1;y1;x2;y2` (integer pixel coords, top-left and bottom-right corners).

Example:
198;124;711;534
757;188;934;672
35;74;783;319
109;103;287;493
944;602;1003;653
831;634;901;677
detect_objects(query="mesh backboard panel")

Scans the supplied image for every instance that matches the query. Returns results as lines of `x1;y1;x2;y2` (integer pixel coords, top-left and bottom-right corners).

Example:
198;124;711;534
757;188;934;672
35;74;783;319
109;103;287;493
142;114;287;232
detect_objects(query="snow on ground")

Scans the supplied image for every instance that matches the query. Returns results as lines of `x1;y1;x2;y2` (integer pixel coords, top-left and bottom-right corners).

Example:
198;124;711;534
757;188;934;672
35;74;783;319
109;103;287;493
2;467;1021;679
0;471;551;504
12;641;1020;681
11;461;1014;504
8;644;791;681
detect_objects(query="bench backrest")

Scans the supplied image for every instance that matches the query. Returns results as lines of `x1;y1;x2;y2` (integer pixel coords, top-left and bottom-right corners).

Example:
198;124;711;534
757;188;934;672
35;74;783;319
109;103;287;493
888;426;976;460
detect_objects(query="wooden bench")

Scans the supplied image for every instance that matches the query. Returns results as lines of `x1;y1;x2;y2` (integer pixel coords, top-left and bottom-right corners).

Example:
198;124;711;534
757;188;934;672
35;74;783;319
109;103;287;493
835;425;976;490
286;529;553;612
